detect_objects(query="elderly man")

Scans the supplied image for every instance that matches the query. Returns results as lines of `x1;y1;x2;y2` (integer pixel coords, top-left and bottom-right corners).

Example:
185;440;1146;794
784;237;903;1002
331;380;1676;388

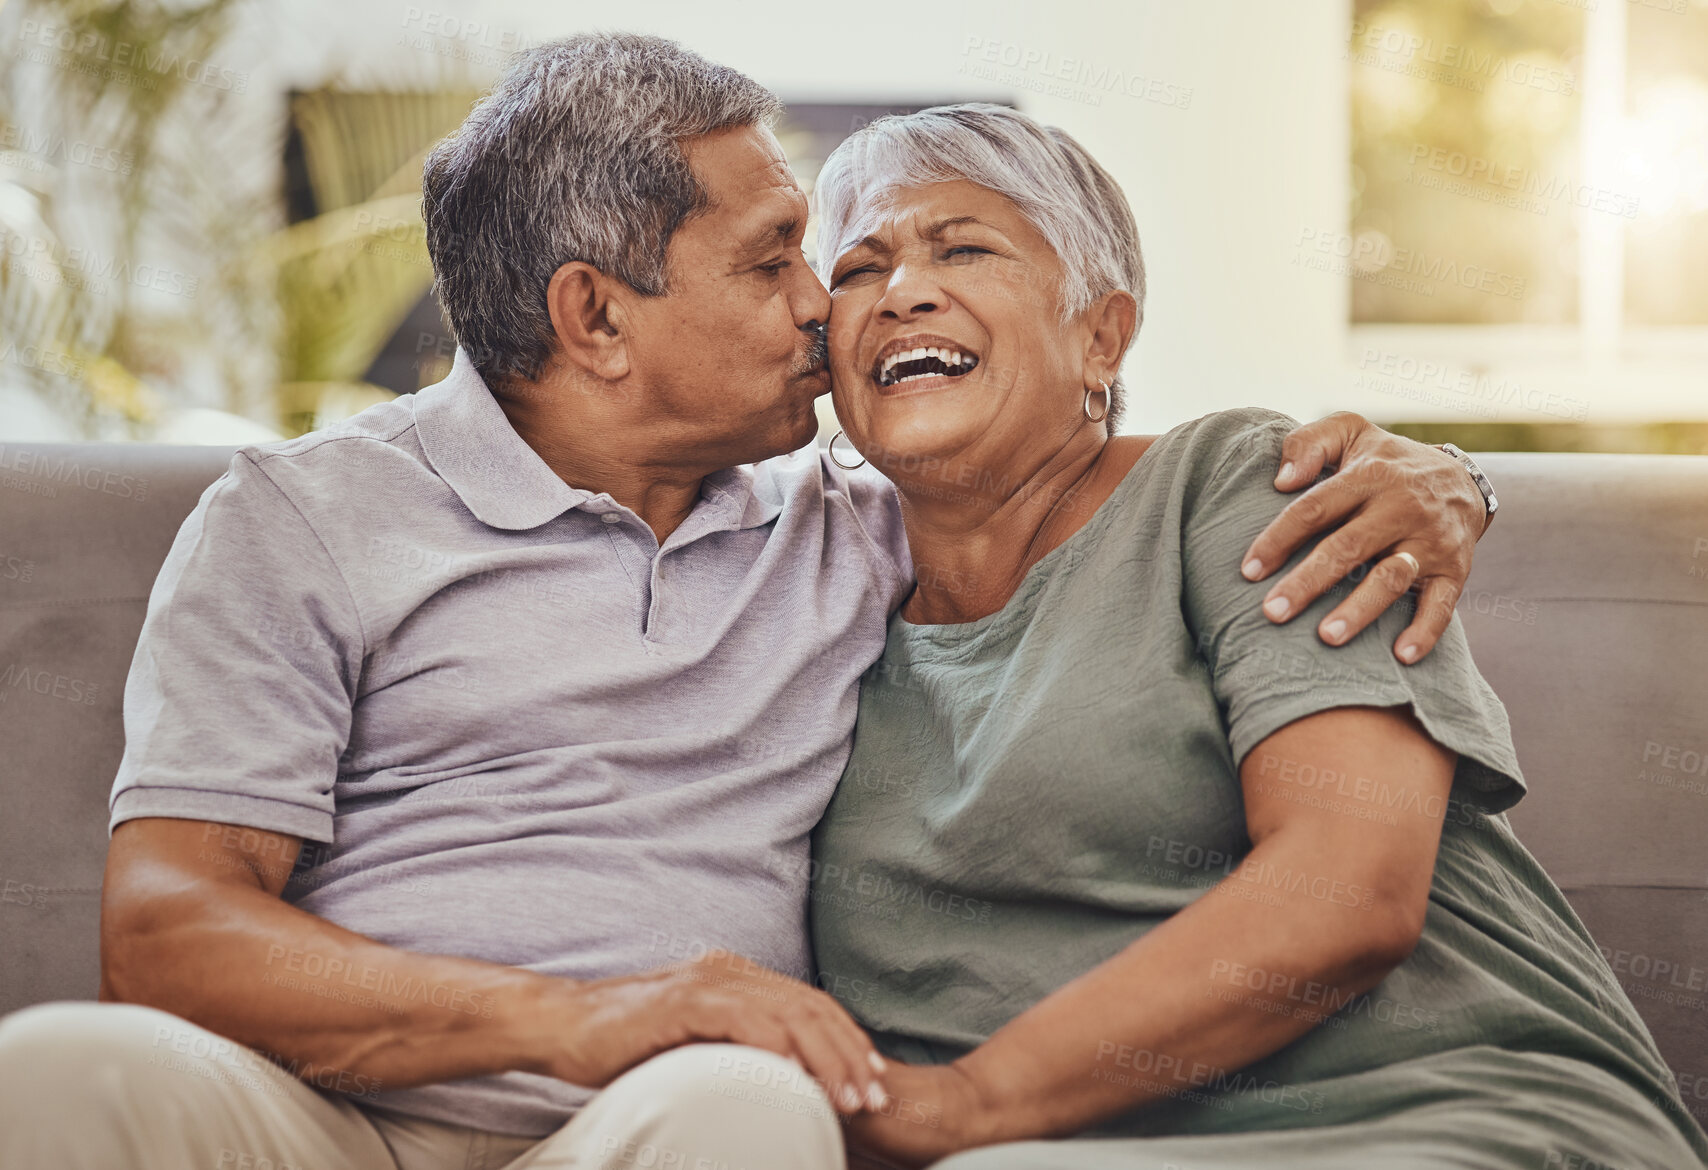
0;32;1496;1170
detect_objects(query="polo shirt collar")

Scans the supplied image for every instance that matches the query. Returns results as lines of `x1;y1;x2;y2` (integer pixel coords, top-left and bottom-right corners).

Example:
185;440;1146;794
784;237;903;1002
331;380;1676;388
414;348;784;535
414;349;589;531
689;462;785;537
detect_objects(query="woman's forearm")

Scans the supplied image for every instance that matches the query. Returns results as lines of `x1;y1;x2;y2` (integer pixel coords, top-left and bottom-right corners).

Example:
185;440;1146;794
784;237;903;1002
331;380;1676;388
951;827;1419;1143
942;705;1455;1147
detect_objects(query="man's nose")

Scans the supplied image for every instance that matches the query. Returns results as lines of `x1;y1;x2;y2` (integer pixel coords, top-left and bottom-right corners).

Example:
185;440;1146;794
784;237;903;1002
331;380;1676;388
795;263;831;329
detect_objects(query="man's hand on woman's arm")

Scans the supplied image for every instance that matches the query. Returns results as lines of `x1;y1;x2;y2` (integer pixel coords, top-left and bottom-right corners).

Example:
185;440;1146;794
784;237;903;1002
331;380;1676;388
101;817;887;1115
841;705;1456;1167
1239;412;1491;665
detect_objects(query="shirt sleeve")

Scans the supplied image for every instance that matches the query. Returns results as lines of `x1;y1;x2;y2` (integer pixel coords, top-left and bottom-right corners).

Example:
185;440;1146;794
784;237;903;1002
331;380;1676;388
109;451;365;842
1178;408;1526;814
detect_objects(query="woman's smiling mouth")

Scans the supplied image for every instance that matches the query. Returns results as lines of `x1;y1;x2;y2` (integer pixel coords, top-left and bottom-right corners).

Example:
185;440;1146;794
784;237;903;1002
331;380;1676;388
871;335;982;392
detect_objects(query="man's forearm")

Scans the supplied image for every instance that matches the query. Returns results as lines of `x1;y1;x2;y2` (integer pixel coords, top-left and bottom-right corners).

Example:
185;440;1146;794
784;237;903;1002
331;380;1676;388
100;817;578;1092
102;867;569;1091
100;818;892;1112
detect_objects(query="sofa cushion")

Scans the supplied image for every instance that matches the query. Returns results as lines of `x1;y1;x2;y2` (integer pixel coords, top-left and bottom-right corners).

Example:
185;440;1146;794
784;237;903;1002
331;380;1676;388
0;443;1703;1132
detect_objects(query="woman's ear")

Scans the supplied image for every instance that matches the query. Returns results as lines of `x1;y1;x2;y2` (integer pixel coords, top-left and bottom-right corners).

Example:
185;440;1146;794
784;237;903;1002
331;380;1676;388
545;261;632;382
1082;288;1138;388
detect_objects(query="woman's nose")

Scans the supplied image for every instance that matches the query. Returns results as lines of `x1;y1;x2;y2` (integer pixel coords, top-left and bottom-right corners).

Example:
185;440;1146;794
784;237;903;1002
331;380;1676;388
875;264;942;319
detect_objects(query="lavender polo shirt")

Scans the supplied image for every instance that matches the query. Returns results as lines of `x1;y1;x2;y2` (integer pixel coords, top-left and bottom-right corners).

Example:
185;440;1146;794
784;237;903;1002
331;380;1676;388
108;350;912;1136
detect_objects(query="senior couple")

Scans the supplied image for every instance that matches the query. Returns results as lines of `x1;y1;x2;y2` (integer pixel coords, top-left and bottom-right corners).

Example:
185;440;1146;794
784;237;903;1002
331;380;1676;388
1;30;1702;1170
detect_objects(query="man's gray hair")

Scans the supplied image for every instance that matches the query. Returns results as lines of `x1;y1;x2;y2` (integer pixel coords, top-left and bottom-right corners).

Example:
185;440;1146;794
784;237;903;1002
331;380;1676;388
423;32;783;388
814;104;1144;433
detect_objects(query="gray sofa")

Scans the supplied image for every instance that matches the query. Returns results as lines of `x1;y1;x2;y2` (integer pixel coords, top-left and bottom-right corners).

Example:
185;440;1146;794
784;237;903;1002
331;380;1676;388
2;441;1705;1132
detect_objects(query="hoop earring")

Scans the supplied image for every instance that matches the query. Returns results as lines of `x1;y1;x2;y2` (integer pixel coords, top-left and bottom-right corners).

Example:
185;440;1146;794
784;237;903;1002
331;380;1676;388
1084;379;1111;424
828;430;866;470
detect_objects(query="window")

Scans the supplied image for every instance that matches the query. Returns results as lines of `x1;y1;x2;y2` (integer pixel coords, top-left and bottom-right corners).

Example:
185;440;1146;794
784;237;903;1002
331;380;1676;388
1348;0;1708;427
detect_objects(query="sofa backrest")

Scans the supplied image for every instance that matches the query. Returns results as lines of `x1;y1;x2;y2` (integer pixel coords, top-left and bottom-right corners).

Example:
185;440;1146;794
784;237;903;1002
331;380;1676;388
1443;453;1708;1131
1;442;1704;1128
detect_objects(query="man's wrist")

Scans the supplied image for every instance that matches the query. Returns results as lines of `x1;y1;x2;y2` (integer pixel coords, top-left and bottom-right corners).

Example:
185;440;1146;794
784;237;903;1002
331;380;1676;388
1435;442;1497;535
494;968;591;1079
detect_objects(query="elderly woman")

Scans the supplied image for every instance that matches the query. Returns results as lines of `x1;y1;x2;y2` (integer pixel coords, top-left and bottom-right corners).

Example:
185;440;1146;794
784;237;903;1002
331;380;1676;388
808;105;1708;1169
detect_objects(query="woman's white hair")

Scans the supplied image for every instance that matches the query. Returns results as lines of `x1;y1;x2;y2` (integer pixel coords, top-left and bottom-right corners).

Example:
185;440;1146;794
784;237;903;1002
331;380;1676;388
814;103;1145;433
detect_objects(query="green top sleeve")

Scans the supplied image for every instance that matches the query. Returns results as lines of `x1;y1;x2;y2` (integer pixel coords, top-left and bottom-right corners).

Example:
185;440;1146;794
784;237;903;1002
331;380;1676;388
1177;408;1527;814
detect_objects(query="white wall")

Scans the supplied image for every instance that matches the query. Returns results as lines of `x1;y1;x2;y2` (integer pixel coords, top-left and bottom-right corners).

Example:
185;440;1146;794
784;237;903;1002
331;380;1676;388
236;0;1353;434
13;0;1700;442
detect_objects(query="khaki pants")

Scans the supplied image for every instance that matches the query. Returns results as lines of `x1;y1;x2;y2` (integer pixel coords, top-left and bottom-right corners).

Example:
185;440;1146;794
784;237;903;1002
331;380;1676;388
0;1002;845;1170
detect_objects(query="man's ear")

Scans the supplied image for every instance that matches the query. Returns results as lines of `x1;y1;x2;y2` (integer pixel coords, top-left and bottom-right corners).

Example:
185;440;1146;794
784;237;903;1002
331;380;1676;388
545;261;632;381
1082;288;1137;386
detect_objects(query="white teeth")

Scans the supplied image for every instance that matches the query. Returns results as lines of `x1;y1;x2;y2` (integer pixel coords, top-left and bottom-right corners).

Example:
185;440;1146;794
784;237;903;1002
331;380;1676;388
877;343;978;384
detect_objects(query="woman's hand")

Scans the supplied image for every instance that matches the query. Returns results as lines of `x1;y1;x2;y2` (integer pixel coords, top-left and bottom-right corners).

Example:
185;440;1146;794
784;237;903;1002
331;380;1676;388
843;1060;994;1169
1240;411;1489;664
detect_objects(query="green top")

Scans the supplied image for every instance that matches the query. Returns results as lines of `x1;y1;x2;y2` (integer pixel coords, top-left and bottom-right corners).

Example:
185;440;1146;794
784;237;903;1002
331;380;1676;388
811;408;1708;1164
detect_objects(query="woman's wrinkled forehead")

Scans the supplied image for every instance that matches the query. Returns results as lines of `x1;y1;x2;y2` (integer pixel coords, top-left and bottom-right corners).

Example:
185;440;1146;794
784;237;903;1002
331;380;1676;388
824;184;913;268
825;180;1023;269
